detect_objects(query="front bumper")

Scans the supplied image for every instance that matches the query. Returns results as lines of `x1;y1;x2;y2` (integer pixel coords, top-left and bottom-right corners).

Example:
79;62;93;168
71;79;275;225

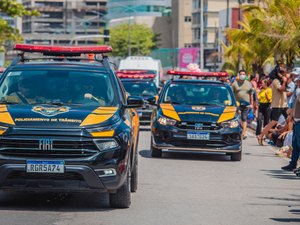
0;160;126;193
152;123;242;153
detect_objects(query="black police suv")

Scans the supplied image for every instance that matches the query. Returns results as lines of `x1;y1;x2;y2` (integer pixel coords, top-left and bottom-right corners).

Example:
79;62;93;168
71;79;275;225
150;70;242;161
0;44;143;208
117;71;158;125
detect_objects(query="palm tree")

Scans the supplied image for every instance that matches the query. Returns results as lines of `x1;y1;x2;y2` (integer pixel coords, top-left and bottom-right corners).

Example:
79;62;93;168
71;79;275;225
223;0;300;73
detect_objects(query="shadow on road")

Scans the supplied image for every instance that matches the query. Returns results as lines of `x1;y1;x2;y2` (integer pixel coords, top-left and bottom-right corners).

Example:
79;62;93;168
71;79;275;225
244;152;278;158
270;218;300;223
0;192;115;212
139;149;233;162
268;195;300;223
248;195;300;222
261;169;300;180
139;126;151;132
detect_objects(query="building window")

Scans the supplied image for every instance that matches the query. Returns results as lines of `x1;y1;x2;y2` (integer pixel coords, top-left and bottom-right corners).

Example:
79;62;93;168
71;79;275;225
184;44;193;48
184;16;191;22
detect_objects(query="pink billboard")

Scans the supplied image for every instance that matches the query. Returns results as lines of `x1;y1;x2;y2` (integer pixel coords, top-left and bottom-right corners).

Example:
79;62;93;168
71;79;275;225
179;48;200;69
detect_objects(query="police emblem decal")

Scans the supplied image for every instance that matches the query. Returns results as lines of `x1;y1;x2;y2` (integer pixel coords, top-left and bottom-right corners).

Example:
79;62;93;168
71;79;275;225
32;106;70;117
192;106;206;111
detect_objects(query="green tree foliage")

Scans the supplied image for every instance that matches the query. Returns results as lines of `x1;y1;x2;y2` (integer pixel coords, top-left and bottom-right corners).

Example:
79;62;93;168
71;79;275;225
223;0;300;74
0;0;39;50
110;23;157;57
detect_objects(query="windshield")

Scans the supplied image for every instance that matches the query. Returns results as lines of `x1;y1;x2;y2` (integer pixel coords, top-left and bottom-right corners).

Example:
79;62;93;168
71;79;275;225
123;81;157;96
0;69;117;107
163;83;233;106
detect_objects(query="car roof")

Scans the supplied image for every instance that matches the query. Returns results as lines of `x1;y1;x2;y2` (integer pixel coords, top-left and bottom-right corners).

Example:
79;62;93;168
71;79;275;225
168;79;226;85
7;61;109;72
121;79;155;83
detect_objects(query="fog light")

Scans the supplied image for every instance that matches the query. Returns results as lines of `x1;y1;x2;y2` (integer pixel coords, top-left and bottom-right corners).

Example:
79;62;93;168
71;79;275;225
95;168;117;177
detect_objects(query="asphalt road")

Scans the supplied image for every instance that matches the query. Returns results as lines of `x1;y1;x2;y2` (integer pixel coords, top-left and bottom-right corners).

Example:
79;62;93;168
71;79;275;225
0;130;299;225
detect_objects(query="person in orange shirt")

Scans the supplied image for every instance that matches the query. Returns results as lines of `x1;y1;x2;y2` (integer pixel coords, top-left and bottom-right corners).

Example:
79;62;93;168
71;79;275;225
256;78;272;136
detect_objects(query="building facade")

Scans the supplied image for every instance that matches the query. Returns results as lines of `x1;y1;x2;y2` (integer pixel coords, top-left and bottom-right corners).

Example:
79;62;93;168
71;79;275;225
107;0;171;26
107;0;172;48
171;0;193;49
192;0;254;70
22;0;107;45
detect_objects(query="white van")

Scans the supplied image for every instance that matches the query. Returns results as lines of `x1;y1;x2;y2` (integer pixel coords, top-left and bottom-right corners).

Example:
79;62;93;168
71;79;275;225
118;56;163;87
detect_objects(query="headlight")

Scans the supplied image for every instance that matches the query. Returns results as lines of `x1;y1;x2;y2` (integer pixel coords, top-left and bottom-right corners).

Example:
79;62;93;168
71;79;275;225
93;139;119;151
221;118;240;128
0;126;8;135
157;116;177;126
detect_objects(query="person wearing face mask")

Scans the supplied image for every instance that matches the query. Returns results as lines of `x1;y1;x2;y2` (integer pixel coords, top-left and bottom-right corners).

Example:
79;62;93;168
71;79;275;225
231;69;254;139
257;69;288;145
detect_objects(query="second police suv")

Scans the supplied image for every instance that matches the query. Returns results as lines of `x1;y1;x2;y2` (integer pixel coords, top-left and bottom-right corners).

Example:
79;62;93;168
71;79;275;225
149;70;242;161
0;44;143;208
117;70;159;125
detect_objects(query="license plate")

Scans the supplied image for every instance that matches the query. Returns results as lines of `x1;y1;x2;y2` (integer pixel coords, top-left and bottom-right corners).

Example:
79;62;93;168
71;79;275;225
26;160;65;173
187;132;210;140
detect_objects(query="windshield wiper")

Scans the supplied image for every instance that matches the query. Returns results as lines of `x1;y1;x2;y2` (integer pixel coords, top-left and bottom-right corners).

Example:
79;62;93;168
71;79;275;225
0;100;19;105
170;101;181;105
46;101;82;106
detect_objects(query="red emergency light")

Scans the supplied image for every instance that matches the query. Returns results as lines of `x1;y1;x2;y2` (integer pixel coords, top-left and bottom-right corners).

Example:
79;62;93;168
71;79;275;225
116;70;148;74
14;44;112;55
0;67;5;73
167;70;228;77
117;73;156;79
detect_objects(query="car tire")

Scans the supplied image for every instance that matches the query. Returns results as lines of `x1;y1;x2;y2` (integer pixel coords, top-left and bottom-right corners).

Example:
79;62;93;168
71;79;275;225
109;170;131;208
150;137;162;158
130;155;138;193
231;151;242;161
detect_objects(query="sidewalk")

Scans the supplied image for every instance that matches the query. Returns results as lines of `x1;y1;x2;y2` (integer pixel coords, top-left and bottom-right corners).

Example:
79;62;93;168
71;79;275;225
247;120;292;161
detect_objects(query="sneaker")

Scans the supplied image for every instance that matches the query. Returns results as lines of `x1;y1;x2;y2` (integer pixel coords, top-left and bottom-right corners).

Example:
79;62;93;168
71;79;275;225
281;165;296;171
293;167;300;174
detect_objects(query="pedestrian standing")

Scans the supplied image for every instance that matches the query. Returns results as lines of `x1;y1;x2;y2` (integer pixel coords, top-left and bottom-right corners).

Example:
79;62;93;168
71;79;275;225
257;70;288;145
231;69;253;140
281;94;300;171
290;76;300;107
286;73;296;108
256;78;272;136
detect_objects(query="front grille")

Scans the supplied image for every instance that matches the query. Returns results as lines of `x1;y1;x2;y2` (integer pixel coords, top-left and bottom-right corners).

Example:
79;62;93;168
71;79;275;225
0;137;99;158
177;122;221;131
7;171;84;181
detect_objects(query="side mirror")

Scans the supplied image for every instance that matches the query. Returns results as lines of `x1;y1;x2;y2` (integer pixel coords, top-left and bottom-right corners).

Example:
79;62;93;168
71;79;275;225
147;95;158;106
125;96;144;108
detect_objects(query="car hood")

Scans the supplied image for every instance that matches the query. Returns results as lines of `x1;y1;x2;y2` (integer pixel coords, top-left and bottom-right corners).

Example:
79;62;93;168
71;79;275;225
159;103;237;123
0;104;119;128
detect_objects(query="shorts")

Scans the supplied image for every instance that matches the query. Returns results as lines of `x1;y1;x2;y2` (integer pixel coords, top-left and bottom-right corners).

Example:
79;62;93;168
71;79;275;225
238;106;249;122
270;108;288;121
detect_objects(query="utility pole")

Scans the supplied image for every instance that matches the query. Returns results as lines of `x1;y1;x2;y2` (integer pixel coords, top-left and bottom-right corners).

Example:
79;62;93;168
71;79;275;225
238;0;244;70
200;0;204;70
128;11;132;56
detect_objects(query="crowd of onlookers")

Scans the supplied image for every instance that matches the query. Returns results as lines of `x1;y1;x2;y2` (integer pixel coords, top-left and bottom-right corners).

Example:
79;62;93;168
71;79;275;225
230;63;300;176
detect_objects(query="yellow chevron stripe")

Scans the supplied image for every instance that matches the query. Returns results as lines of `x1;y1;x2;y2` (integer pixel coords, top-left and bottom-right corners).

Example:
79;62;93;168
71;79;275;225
0;105;15;125
217;106;237;123
80;107;117;127
90;130;115;137
160;104;181;121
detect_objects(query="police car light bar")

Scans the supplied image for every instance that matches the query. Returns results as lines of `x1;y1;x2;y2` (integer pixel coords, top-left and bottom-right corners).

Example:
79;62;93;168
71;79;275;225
167;70;228;77
116;70;148;74
117;73;156;79
14;44;112;54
